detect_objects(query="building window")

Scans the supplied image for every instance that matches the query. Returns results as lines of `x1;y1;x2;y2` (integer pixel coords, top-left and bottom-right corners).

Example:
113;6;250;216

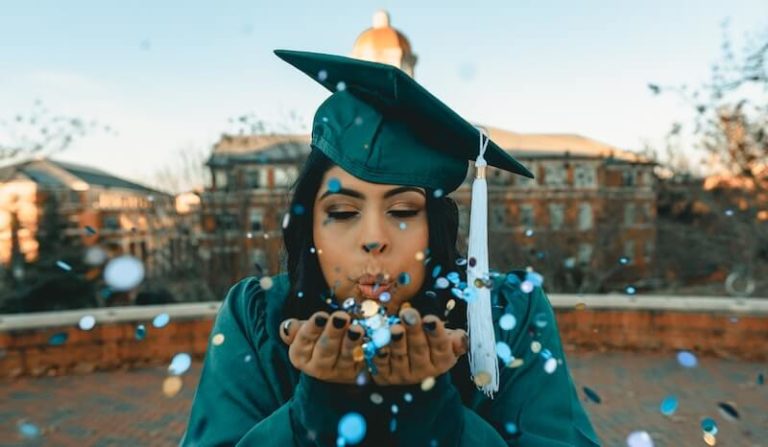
274;166;298;187
520;204;535;228
622;169;636;186
577;243;593;265
578;202;593;230
573;164;597;188
216;213;238;230
624;203;636;226
548;204;564;230
642;203;653;222
491;206;507;229
214;170;229;190
103;215;120;231
544;163;567;187
644;240;655;262
250;209;264;232
245;169;261;189
488;168;510;186
623;240;635;264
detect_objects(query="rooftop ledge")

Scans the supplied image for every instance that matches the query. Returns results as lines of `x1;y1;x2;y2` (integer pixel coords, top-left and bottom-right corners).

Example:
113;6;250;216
1;294;766;332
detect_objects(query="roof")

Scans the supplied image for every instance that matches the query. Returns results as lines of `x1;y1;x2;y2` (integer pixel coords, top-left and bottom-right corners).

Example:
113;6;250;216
0;158;168;195
352;11;412;55
208;134;310;166
483;126;650;163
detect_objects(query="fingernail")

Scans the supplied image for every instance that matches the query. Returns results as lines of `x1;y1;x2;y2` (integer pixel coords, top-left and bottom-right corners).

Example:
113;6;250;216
423;321;437;333
282;320;292;336
332;316;347;329
315;315;328;327
347;330;362;341
403;310;418;326
391;332;404;342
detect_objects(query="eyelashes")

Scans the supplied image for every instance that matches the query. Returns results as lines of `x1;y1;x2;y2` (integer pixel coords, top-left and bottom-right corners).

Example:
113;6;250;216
326;210;421;221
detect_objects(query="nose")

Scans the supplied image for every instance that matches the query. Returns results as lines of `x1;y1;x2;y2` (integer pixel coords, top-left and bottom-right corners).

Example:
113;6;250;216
359;212;389;255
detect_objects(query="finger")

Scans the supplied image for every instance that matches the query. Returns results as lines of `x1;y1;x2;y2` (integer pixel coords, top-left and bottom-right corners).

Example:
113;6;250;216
446;328;469;357
401;308;430;374
279;318;304;345
310;311;349;367
289;312;328;367
337;323;364;370
388;323;408;379
422;316;452;366
372;344;391;381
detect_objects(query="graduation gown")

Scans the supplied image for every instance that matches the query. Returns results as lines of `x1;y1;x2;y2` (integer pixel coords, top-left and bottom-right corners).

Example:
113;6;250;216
180;272;601;446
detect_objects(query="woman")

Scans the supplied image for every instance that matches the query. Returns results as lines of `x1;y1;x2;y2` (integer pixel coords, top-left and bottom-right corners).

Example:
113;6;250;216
181;50;601;446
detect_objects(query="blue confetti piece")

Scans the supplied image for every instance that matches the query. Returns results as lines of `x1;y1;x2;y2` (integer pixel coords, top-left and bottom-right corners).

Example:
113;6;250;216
292;204;305;216
446;272;460;285
432;265;442;278
56;260;72;271
17;421;41;439
625;285;637;295
327;178;342;193
84;225;97;235
338;412;366;444
700;417;718;435
397;272;411;285
49;332;68;346
153;313;170;328
525;272;544;287
660;395;678;415
677;351;698;368
135;324;146;340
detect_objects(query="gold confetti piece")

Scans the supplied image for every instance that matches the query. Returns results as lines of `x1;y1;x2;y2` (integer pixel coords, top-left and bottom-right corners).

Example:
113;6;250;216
259;276;273;290
370;392;384;404
420;376;436;391
575;302;587;310
473;372;491;387
415;251;425;261
400;302;412;310
507;358;525;368
530;341;542;354
316;248;323;255
446;299;456;311
163;376;183;397
212;333;225;346
361;300;380;318
353;346;365;362
703;432;716;446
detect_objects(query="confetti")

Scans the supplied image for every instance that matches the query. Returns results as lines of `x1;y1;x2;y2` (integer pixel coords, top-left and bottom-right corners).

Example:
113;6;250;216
703;432;716;446
421;376;436;391
318;69;328;81
397;272;411;285
153;313;170;328
524;228;534;237
583;386;602;404
361;300;380;318
618;256;630;265
56;260;72;271
163;376;183;397
660;395;678;416
370;393;383;404
168;353;192;376
292;204;305;215
495;341;512;363
327;178;342;193
403;393;413;403
455;258;467;266
533;312;548;328
282;213;291;229
530;341;542;353
677;351;698;368
433;189;443;198
49;332;68;346
504;422;518;435
700;417;718;435
135;324;146;340
626;430;654;447
499;314;517;331
625;285;637;295
520;280;534;293
507;358;524;368
336;81;347;91
338;412;366;445
259;276;274;290
212;333;225;346
432;265;442;278
78;315;96;331
17;421;41;439
717;402;739;421
103;255;145;291
474;372;492;387
435;278;450;289
543;357;558;374
379;292;391;303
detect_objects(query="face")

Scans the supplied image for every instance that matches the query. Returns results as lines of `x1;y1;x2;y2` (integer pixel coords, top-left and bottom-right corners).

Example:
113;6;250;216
313;166;429;313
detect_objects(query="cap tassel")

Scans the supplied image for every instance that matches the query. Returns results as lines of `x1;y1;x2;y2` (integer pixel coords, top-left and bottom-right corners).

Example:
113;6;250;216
467;127;499;398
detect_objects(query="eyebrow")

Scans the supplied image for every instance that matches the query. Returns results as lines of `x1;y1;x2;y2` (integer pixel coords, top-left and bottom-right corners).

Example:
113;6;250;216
320;186;426;201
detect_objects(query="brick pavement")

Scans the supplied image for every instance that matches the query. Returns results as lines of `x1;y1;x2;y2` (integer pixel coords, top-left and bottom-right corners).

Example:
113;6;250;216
1;351;766;446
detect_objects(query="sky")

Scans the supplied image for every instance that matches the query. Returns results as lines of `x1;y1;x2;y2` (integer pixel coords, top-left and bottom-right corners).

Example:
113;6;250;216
0;0;766;192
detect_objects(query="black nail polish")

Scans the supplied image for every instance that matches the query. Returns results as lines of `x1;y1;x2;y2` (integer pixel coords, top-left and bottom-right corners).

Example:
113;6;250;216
332;316;347;329
347;330;362;341
282;320;292;336
315;315;328;327
423;321;437;333
391;332;404;342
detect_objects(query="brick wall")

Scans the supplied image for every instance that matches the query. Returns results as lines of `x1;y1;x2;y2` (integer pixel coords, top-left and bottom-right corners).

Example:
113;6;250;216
1;302;766;379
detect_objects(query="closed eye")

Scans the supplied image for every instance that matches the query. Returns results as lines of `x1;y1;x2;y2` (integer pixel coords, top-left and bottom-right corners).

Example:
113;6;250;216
389;210;420;218
327;211;358;220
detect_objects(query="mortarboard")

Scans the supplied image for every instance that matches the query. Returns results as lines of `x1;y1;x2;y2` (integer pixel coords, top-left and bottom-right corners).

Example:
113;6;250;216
275;49;534;396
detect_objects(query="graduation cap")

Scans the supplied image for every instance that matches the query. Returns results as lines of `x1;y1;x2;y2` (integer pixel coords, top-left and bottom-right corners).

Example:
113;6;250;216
275;49;533;396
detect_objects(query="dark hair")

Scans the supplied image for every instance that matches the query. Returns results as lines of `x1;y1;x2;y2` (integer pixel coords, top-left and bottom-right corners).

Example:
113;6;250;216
281;149;468;329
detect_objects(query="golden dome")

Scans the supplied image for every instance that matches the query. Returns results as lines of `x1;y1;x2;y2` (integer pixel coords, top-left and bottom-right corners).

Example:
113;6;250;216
352;10;413;56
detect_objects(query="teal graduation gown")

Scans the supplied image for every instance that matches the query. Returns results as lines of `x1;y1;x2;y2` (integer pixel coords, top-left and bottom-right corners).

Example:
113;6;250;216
180;272;601;446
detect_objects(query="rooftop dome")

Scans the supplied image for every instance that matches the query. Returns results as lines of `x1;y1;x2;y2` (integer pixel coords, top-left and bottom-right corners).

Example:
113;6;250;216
351;11;417;76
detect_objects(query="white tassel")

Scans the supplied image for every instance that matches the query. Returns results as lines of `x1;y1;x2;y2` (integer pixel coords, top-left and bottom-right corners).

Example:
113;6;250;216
466;127;499;398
